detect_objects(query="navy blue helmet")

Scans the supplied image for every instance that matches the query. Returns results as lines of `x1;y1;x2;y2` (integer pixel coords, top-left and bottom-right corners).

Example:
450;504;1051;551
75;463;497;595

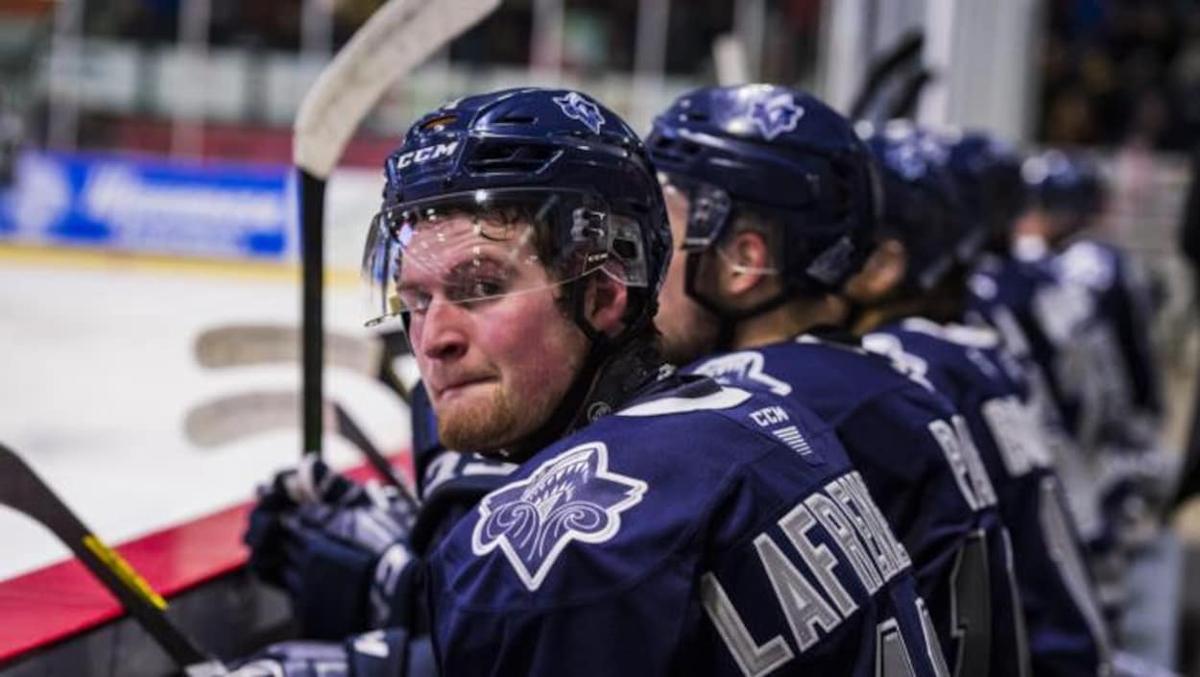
945;130;1026;258
859;120;967;291
1022;149;1104;218
363;87;671;338
646;84;880;304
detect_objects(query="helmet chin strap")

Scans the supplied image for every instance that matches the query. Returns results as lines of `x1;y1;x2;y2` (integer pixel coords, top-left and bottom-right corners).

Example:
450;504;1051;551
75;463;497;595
495;333;665;462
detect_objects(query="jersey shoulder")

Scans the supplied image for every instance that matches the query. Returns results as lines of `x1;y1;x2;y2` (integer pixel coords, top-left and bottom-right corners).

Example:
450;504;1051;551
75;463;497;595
866;319;1025;401
1054;238;1121;292
432;375;853;604
686;336;957;427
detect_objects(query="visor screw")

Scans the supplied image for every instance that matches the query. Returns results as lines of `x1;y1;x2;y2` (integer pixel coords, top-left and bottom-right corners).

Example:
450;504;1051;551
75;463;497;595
587;401;612;421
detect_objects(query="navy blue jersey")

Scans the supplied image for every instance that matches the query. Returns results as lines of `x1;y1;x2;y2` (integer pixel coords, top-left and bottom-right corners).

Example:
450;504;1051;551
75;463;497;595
1051;238;1163;450
968;249;1165;543
967;253;1062;408
969;245;1160;454
424;375;948;677
686;336;1025;677
968;255;1103;534
864;319;1111;676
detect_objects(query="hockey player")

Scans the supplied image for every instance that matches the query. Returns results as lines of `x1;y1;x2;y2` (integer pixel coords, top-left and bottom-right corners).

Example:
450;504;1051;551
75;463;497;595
231;87;948;676
962;150;1101;540
645;84;1024;677
990;151;1178;669
1021;151;1163;463
970;151;1172;547
850;123;1112;676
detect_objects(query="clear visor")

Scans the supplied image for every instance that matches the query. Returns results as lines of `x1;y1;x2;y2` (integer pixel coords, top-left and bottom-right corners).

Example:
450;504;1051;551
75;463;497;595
362;188;650;329
660;174;733;251
661;174;782;277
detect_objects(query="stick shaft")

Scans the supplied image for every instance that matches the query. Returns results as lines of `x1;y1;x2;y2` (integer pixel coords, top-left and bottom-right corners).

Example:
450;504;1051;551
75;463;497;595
848;30;924;119
300;169;326;457
332;402;420;512
0;443;213;667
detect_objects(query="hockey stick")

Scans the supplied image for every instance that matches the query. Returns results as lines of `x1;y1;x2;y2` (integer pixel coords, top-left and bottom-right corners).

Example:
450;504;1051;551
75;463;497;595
848;29;924;120
193;322;418;404
0;443;225;675
293;0;502;460
183;390;418;512
331;401;415;506
885;67;934;121
185;390;315;448
195;324;383;377
712;33;748;86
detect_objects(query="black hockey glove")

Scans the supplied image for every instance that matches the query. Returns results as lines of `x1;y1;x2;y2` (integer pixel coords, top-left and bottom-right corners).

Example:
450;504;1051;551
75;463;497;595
244;458;419;638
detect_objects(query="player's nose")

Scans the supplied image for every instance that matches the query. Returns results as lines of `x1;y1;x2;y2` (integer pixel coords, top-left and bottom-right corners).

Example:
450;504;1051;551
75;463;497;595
419;299;470;362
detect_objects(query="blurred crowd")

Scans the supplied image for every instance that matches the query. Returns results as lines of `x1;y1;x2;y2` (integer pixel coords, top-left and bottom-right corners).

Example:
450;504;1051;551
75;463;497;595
1040;0;1200;151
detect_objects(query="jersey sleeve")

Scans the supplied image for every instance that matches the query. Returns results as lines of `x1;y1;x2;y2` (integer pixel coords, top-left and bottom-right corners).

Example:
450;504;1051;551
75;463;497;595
1001;469;1113;675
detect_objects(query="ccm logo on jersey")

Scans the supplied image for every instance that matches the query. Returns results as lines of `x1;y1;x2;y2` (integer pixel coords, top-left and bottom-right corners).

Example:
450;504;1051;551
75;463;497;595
394;141;459;169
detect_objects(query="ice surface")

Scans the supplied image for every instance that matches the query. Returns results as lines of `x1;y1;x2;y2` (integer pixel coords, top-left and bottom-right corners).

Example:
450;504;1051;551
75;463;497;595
0;253;411;580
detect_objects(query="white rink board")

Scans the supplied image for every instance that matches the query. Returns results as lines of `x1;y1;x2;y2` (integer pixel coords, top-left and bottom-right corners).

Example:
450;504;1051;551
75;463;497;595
0;253;411;581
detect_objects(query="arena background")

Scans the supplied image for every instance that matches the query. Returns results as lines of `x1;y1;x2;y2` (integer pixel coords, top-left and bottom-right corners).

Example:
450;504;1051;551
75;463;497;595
0;0;1197;674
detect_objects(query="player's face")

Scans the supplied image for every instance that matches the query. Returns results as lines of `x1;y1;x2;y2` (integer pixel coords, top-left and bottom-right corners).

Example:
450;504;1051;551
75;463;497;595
398;214;587;453
655;184;722;365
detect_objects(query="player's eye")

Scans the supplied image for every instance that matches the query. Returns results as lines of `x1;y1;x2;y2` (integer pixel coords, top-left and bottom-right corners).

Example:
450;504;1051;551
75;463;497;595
443;258;513;305
447;275;508;305
398;287;433;315
470;278;505;298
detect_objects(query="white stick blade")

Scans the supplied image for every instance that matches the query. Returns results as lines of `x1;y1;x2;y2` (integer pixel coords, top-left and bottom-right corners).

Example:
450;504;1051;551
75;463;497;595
294;0;502;178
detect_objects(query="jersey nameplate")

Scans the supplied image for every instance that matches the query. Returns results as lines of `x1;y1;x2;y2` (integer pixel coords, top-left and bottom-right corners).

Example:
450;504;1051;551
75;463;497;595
702;471;915;673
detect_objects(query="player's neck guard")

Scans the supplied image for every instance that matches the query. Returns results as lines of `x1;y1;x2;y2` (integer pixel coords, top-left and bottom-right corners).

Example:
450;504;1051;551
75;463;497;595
494;332;667;462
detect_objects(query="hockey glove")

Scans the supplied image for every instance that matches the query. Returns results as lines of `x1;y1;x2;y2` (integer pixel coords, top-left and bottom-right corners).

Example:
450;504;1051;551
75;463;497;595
245;458;419;638
225;628;421;677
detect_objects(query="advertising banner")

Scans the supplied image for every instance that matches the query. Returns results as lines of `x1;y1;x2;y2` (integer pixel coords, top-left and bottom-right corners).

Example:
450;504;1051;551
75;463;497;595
0;150;295;261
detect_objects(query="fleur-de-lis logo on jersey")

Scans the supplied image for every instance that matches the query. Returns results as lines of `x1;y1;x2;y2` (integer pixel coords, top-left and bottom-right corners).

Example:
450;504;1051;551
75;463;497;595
471;442;646;591
553;91;606;134
749;92;804;140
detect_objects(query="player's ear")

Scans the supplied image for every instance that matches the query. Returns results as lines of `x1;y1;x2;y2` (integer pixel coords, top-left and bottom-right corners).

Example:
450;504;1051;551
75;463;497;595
585;268;629;337
844;237;907;302
719;229;773;297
